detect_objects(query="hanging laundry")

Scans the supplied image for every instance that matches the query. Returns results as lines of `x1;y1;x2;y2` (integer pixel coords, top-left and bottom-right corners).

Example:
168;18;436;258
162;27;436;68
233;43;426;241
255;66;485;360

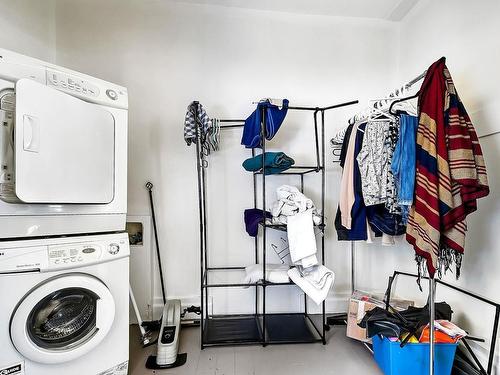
244;208;271;237
241;99;289;148
356;120;392;207
384;119;402;215
339;122;361;229
242;152;295;175
184;101;211;146
287;265;334;305
406;57;489;279
287;209;318;268
335;123;369;240
391;114;418;223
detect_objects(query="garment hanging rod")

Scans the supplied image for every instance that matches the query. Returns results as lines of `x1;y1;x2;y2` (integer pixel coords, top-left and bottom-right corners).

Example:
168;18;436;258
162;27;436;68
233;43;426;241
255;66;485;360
220;99;360;129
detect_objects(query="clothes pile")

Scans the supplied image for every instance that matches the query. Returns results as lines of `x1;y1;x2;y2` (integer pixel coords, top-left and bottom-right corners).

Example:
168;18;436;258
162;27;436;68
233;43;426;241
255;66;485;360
358;302;465;345
269;185;334;304
242;152;295;175
334;57;490;281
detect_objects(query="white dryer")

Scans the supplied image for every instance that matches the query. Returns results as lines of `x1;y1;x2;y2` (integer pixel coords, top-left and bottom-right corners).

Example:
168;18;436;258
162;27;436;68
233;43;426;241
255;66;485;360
0;232;129;375
0;48;128;239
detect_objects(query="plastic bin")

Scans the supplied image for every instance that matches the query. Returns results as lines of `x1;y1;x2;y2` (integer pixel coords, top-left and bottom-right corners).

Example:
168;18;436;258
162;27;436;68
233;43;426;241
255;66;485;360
372;335;458;375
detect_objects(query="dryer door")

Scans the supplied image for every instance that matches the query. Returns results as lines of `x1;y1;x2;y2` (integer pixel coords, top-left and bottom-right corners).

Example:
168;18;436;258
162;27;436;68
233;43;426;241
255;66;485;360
10;274;115;364
14;78;115;204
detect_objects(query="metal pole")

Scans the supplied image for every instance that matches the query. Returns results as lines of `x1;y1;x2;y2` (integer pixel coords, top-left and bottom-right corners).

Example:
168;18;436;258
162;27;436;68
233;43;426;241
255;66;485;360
145;181;167;305
351;241;356;293
261;105;267;346
429;277;436;375
253;147;259;318
488;307;500;374
321;109;326;344
193;102;205;349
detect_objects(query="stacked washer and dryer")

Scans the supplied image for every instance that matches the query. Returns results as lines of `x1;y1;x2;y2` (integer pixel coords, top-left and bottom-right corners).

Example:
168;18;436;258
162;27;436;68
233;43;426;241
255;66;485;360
0;49;130;375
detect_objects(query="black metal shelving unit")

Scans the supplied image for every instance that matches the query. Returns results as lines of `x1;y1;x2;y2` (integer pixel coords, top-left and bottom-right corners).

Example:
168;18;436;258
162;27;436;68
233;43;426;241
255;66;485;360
193;99;358;349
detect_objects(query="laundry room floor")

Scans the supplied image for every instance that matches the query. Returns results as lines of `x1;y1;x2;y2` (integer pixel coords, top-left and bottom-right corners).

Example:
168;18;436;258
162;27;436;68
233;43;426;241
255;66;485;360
129;323;381;375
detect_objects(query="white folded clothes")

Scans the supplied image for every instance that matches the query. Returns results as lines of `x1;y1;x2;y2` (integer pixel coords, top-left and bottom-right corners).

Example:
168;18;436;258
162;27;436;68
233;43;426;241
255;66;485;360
269;212;322;226
243;264;290;285
270;185;314;218
288;265;335;305
287;209;318;268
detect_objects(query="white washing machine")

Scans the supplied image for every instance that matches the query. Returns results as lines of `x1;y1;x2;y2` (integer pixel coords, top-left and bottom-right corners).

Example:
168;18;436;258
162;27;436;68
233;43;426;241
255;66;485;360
0;232;129;375
0;48;128;239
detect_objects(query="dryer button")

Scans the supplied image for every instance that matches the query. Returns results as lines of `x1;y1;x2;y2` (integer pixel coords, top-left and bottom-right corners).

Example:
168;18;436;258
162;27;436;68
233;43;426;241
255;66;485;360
108;243;120;255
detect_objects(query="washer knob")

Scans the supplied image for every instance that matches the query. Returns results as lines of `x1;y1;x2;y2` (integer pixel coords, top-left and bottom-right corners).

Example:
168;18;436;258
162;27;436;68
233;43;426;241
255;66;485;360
108;243;120;255
106;89;118;100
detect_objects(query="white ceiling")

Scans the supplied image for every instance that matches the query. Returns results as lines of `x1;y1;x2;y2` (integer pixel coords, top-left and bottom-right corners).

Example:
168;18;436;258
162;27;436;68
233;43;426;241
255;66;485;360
170;0;420;21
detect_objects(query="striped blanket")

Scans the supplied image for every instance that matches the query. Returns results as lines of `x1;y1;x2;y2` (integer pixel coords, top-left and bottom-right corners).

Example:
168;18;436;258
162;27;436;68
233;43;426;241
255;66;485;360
406;57;489;279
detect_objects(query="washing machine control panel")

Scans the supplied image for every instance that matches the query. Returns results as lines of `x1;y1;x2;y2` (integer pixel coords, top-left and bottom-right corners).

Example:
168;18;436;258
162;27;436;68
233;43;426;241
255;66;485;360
48;243;103;268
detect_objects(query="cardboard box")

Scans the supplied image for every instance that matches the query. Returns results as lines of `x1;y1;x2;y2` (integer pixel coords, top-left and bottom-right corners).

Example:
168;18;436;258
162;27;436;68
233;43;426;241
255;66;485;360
346;290;414;342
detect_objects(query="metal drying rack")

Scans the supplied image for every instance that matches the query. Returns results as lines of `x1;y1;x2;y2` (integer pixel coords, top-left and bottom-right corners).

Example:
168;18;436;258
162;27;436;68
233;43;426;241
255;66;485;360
192;99;358;349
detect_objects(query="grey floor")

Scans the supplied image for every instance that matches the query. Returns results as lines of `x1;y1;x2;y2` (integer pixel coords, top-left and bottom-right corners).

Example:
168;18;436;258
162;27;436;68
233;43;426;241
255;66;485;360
129;324;382;375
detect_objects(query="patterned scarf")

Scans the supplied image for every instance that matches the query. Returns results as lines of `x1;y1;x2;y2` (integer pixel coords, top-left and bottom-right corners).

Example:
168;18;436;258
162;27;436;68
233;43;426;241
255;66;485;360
406;57;489;279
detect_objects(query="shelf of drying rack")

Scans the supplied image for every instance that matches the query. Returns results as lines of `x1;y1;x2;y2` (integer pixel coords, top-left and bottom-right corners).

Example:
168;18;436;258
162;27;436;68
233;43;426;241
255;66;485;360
203;267;297;288
253;166;323;175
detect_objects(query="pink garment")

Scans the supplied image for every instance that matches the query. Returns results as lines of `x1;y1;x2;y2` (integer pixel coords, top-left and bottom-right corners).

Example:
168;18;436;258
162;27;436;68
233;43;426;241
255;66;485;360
339;123;359;229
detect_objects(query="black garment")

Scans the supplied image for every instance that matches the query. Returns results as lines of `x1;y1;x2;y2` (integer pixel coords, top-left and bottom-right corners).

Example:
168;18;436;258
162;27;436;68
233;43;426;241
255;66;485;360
359;303;453;343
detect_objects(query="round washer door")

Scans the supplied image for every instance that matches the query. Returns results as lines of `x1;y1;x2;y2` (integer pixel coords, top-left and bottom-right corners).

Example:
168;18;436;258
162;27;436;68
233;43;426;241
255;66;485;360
10;273;115;364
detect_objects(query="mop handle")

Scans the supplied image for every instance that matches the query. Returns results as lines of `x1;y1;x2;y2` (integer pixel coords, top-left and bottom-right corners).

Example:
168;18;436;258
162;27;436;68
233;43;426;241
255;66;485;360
146;181;167;305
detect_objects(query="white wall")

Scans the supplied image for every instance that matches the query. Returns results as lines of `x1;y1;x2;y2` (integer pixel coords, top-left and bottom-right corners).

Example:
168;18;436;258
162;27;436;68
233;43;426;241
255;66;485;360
0;0;56;62
353;0;500;370
55;0;399;315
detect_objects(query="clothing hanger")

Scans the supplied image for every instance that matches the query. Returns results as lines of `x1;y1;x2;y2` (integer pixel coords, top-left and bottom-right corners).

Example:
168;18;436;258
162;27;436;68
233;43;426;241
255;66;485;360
388;92;420;116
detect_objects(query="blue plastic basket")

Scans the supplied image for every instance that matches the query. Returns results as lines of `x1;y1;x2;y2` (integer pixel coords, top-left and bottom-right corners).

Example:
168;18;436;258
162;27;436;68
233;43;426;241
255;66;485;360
372;335;458;375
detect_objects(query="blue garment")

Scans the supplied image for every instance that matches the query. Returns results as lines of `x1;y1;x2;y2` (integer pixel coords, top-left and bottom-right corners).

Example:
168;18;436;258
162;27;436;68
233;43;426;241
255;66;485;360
242;152;295;175
244;209;272;237
391;114;418;223
348;123;369;240
241;99;289;148
366;205;406;236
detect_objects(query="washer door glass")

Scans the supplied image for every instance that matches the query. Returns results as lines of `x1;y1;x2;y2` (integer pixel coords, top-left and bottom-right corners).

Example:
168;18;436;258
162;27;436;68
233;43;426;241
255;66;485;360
27;288;98;350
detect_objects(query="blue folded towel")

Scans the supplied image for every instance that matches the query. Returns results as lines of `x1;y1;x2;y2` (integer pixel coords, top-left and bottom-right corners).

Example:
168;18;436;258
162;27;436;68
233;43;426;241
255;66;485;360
242;152;295;175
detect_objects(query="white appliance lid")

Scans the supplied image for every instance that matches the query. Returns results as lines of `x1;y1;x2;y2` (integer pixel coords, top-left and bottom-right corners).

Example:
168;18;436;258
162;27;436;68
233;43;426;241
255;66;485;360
14;78;115;204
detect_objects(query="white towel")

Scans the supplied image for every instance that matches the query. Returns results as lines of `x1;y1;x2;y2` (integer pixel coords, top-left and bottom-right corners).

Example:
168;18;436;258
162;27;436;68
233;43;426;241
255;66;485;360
244;264;290;285
287;209;318;268
271;185;314;218
288;265;335;305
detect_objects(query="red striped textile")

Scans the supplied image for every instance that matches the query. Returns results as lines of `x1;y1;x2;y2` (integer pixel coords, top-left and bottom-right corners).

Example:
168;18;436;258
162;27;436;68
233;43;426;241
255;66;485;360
406;57;489;279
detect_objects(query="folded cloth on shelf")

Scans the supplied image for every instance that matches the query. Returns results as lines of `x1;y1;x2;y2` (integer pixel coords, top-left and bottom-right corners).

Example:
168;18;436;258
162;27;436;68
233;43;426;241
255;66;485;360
287;209;318;268
244;209;272;237
288;265;334;305
244;264;290;285
271;185;314;218
242;152;295;175
241;99;289;148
